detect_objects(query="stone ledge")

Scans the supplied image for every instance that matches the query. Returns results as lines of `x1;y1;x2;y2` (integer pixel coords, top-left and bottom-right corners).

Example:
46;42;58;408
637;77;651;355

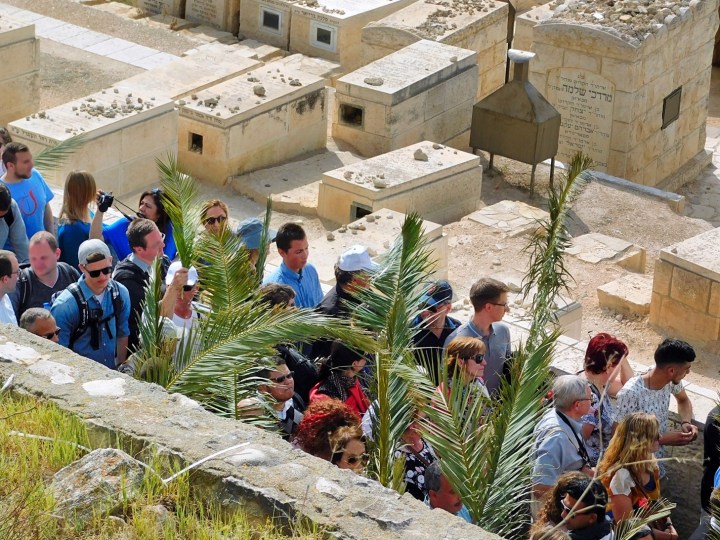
586;170;686;214
0;325;497;540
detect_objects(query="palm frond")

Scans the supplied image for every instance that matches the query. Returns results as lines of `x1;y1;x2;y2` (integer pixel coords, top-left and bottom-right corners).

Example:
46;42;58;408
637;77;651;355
613;499;675;540
33;135;86;174
156;154;201;267
254;198;273;282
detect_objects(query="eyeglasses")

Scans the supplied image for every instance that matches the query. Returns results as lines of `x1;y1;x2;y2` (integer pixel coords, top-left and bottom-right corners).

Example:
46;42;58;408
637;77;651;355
270;371;294;384
427;301;450;313
345;453;369;465
463;354;485;364
182;284;196;292
8;269;20;276
560;498;592;516
86;266;112;278
203;216;227;226
43;328;61;340
490;302;509;308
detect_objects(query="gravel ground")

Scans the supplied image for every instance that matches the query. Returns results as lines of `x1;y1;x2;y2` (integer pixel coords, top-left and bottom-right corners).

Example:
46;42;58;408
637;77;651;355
2;0;198;55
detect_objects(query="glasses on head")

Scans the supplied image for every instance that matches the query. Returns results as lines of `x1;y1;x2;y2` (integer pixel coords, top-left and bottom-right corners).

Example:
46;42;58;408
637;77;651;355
86;266;112;278
270;371;294;384
204;216;227;226
150;188;162;196
345;453;369;466
463;354;485;364
43;328;61;340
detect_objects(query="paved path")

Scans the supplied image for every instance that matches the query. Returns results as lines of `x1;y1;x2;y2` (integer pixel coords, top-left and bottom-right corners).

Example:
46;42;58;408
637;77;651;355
0;2;179;69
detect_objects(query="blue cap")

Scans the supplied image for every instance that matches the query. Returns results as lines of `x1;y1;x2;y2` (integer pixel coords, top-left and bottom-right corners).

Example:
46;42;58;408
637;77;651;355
235;218;277;250
419;280;453;308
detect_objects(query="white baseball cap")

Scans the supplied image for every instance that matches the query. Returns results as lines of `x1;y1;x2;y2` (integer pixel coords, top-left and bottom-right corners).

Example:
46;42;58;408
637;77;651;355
165;261;199;287
337;245;379;272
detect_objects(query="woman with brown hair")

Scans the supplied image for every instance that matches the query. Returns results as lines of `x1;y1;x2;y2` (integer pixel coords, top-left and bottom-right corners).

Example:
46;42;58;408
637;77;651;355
58;171;97;268
440;336;489;398
597;412;677;540
295;399;367;473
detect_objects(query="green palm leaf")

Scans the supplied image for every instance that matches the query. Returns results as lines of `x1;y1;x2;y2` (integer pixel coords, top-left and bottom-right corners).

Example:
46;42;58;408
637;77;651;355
33;135;86;174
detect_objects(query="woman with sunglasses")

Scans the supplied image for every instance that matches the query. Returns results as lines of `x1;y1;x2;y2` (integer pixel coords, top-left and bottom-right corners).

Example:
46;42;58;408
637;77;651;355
597;413;677;540
200;199;229;235
91;188;177;262
439;336;490;399
295;399;367;473
309;340;370;417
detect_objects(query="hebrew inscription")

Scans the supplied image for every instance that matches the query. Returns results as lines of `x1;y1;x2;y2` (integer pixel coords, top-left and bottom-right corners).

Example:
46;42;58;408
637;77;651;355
546;68;615;170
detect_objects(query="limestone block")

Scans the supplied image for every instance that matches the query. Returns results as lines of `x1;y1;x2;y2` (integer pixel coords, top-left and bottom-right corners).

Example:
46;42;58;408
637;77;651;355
238;0;293;50
652;296;720;342
185;0;240;33
424;67;478;122
0;35;39;74
467;200;549;237
710;282;720;318
660;226;720;288
566;233;633;264
669;266;711;312
135;0;184;17
600;57;642;94
534;22;642;63
385;91;428;136
612;89;645;124
334;96;389;137
642;45;672;86
648;291;663;326
610;121;630;153
607;150;627;177
563;49;600;72
479;63;505;100
0;71;40;127
597;274;653;317
617;247;646;273
530;42;564;74
331;122;390;157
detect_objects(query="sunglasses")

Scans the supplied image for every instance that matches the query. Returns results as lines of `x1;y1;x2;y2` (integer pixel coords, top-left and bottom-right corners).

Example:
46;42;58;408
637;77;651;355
204;216;227;226
560;498;593;516
426;301;450;313
345;453;369;466
43;328;61;340
270;371;294;384
86;266;112;278
182;284;196;292
463;354;485;364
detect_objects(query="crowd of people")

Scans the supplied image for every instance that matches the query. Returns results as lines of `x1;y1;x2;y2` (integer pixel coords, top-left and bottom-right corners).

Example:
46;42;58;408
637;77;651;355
0;137;716;538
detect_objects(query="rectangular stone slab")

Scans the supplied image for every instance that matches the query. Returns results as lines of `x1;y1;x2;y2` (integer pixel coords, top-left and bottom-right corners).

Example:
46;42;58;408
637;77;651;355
659;227;720;282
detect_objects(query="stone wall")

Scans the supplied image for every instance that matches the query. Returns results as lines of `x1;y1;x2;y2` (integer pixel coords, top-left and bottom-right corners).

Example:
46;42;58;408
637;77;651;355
527;0;719;189
0;22;40;128
0;325;498;539
649;227;720;346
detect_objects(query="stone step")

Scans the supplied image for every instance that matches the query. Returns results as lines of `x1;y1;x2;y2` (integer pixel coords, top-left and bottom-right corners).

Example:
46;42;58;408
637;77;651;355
567;232;646;273
596;273;653;317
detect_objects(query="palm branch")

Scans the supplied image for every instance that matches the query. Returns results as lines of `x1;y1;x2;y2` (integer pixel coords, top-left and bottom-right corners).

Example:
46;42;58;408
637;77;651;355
351;213;438;488
254;198;273;282
33;135;86;174
156;154;201;267
613;499;675;540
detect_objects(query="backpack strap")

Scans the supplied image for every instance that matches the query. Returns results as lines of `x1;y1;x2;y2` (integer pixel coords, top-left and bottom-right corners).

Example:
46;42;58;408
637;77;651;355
3;205;14;227
67;283;90;349
17;266;32;314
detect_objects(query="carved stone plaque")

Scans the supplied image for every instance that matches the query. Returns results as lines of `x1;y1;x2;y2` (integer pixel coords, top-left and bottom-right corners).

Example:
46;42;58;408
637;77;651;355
546;68;615;170
185;0;225;29
136;0;184;17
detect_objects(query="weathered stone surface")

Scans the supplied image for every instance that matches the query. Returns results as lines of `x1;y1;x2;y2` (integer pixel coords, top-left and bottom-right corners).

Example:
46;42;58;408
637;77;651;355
51;448;146;524
597;274;653;316
659;227;720;282
467;200;549;237
0;326;496;539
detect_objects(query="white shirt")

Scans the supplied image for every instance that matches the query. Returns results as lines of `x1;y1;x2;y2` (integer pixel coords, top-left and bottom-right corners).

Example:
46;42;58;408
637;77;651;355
0;294;17;325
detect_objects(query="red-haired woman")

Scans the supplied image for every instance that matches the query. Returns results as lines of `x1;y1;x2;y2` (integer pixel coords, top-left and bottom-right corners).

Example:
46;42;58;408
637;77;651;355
579;332;634;466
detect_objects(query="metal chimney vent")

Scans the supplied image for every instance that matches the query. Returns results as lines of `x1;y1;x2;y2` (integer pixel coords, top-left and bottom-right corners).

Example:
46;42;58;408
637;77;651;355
470;49;561;195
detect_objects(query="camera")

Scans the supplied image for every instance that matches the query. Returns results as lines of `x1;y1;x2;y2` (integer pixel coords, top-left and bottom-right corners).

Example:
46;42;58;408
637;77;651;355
97;191;114;213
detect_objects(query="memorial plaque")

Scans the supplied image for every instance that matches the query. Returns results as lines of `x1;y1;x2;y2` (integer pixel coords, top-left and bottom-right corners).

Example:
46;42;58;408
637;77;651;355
136;0;184;17
546;68;615;170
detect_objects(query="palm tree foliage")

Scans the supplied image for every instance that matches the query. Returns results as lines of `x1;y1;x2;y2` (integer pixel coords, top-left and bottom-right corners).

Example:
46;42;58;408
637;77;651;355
136;156;374;421
33;135;86;174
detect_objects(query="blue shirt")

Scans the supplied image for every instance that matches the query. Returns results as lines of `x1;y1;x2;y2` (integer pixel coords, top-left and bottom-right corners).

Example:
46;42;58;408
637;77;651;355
0;199;28;263
424;496;473;523
58;220;91;269
1;168;54;238
103;218;177;261
263;261;323;308
443;320;511;394
50;277;131;369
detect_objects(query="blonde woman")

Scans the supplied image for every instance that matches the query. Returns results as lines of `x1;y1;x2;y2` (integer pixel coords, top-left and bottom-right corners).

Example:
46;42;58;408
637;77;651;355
597;412;677;540
57;171;97;269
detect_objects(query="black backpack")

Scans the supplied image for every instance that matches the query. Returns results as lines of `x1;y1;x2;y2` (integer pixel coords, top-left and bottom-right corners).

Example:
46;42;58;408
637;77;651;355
53;282;124;350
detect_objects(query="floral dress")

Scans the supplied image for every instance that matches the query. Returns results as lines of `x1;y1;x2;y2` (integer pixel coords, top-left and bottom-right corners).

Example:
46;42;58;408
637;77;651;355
581;383;615;467
394;438;437;500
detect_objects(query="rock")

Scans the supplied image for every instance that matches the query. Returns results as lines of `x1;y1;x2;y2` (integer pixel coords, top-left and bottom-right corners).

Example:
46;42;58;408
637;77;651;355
615;313;624;322
326;232;335;241
338;226;347;233
373;179;388;188
432;143;443;149
139;504;175;535
492;259;502;266
343;171;354;180
413;149;429;161
366;215;376;223
51;448;145;525
253;85;266;97
363;77;384;86
289;79;302;86
449;55;458;62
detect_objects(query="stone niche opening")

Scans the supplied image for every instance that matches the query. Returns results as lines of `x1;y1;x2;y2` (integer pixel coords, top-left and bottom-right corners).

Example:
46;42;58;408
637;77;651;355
339;103;364;128
189;132;204;154
527;0;719;190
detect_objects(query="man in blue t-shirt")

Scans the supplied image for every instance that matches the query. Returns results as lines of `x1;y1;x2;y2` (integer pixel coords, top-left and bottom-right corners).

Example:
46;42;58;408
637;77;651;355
1;143;55;239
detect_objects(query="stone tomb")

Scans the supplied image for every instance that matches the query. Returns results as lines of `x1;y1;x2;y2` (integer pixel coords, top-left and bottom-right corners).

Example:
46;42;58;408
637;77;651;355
527;0;718;189
466;200;548;237
238;0;294;50
177;67;326;184
114;43;262;100
135;0;185;18
332;40;478;157
185;0;239;33
317;141;481;225
0;21;39;127
361;0;508;101
266;209;449;282
8;90;176;196
287;0;416;73
649;227;720;344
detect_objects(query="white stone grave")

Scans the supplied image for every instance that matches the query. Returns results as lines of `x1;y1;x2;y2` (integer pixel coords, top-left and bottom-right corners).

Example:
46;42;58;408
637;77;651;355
177;67;326;184
466;200;548;237
0;21;39;127
135;0;185;17
7;89;176;196
287;0;416;72
332;40;477;157
239;0;294;50
318;141;481;225
527;0;718;189
361;0;508;101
